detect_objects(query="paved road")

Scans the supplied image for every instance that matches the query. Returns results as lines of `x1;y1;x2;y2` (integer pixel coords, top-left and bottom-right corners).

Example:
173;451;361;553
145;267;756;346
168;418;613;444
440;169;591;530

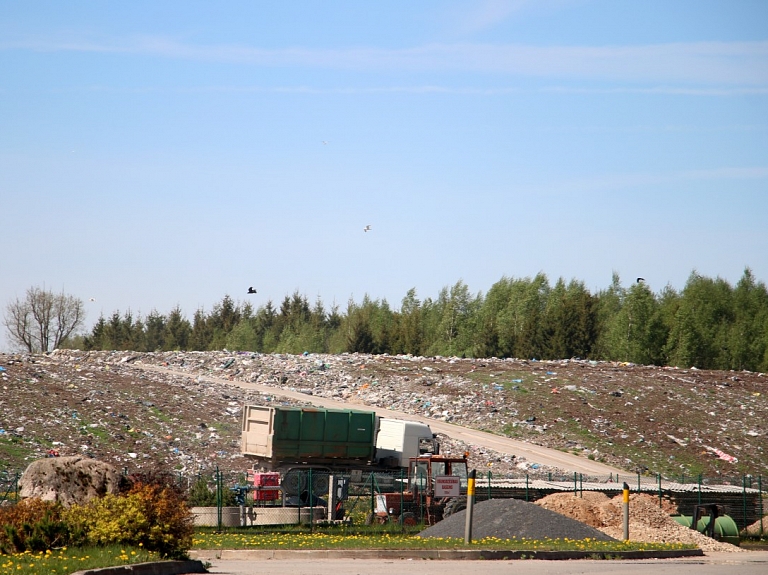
136;364;623;476
203;551;768;575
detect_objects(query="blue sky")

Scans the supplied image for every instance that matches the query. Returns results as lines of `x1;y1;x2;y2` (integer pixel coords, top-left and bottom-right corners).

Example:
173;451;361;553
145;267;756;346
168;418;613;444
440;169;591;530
1;1;767;350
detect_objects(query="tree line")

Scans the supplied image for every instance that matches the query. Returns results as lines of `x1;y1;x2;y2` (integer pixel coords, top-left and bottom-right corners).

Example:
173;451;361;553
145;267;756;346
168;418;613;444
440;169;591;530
6;269;768;371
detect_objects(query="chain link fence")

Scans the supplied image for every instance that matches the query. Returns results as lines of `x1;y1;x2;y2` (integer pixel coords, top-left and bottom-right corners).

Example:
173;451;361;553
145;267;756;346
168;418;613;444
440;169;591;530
471;470;766;536
180;467;766;537
1;464;764;537
0;469;20;504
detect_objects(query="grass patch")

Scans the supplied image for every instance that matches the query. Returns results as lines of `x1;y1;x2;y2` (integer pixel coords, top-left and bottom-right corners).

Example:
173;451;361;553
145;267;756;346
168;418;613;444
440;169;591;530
148;407;172;423
0;544;158;575
0;438;30;462
79;423;110;442
191;528;695;553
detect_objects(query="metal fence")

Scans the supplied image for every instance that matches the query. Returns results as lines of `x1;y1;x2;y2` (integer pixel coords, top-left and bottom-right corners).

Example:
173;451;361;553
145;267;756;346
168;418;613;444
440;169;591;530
0;470;20;504
0;470;21;504
2;465;765;537
185;468;766;536
471;470;766;536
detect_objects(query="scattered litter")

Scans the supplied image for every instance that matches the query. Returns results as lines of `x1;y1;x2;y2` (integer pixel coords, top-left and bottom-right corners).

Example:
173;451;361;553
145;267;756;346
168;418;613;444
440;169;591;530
0;349;765;480
704;446;738;463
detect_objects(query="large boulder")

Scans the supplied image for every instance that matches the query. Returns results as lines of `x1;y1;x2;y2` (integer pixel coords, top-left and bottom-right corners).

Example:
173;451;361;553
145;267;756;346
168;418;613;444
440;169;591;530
19;456;121;507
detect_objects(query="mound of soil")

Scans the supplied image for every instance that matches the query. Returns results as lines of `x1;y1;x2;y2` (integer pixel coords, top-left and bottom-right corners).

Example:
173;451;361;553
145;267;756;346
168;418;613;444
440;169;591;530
535;492;745;552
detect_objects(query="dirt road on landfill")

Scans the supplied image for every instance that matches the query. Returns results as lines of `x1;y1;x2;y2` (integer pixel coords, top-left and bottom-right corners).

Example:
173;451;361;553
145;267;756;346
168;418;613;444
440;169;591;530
135;364;624;476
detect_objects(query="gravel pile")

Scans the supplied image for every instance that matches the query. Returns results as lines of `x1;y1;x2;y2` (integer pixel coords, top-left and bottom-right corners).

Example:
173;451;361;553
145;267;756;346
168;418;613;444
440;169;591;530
417;498;616;541
742;515;768;536
535;492;746;552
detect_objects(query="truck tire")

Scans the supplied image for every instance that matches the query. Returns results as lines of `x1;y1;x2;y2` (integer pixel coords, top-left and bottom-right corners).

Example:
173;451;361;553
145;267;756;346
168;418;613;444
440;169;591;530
312;473;329;496
443;496;467;518
282;470;306;496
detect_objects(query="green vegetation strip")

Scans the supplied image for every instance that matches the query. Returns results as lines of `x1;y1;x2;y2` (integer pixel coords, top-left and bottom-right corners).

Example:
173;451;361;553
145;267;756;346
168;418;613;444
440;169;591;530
192;530;695;553
0;533;701;574
0;544;156;575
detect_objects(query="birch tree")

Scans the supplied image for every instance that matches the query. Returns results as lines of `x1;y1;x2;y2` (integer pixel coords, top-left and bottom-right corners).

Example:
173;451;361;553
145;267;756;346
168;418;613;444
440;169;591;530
4;286;85;352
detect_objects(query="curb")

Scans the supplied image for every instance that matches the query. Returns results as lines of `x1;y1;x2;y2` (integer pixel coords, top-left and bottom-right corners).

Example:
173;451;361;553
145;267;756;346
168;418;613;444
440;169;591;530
190;548;705;561
71;559;207;575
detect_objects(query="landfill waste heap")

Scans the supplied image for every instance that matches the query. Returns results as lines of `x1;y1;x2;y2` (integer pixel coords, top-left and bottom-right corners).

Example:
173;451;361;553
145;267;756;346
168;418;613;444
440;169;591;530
0;349;765;479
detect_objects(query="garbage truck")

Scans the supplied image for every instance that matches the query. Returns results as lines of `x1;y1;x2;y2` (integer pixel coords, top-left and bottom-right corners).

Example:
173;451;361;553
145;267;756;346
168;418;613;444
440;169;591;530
240;405;469;524
241;405;440;469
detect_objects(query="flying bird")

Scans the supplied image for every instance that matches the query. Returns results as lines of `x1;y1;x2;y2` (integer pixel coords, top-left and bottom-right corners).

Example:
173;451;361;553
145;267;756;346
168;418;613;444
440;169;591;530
363;225;371;232
247;287;257;294
637;278;645;283
89;298;96;302
322;141;328;145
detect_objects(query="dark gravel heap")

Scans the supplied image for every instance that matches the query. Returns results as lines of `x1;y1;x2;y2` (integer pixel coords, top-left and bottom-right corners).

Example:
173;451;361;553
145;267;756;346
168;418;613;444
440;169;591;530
418;498;617;541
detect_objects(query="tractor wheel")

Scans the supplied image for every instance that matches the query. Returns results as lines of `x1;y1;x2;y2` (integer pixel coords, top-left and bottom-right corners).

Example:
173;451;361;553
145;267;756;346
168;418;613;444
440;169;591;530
443;496;467;518
365;512;389;525
398;512;418;526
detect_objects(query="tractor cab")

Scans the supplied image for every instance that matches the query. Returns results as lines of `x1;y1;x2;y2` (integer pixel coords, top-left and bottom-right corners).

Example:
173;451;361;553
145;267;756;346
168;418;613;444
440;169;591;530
407;454;469;524
409;455;469;492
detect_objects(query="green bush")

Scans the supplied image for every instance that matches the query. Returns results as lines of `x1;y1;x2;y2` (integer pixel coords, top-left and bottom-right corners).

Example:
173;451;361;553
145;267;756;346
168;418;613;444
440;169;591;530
64;482;194;558
186;476;236;507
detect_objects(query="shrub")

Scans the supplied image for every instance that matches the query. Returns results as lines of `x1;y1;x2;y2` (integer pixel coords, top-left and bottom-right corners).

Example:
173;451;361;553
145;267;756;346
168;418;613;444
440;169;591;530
186;476;236;507
0;498;71;553
64;482;194;558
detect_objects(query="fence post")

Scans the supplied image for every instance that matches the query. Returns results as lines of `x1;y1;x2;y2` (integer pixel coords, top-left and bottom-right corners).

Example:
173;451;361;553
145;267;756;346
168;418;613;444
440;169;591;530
580;473;583;498
657;473;662;508
623;482;630;541
743;475;748;532
216;466;222;532
464;469;476;545
697;474;702;506
573;472;577;495
487;470;492;501
759;475;764;537
525;474;529;502
399;468;404;526
309;468;314;533
369;472;374;522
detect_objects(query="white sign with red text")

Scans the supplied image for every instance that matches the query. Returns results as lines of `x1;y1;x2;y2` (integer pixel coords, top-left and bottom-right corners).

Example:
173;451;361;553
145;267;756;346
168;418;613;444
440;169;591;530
434;475;461;497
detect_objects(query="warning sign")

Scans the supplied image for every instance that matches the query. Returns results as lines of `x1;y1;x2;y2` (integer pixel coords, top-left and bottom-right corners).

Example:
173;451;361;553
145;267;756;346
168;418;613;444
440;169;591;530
434;475;461;497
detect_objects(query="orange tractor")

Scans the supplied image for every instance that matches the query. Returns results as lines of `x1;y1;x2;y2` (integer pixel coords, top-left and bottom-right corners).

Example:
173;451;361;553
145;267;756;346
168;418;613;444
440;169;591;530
365;454;469;526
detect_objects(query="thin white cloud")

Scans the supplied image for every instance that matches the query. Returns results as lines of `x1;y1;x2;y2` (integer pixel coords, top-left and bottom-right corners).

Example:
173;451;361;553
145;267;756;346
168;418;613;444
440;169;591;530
542;167;768;196
446;0;578;36
453;0;532;35
57;83;768;97
3;35;768;86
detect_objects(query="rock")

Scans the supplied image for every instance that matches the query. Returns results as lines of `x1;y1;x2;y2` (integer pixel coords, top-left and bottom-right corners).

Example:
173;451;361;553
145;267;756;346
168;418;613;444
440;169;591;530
19;455;121;507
